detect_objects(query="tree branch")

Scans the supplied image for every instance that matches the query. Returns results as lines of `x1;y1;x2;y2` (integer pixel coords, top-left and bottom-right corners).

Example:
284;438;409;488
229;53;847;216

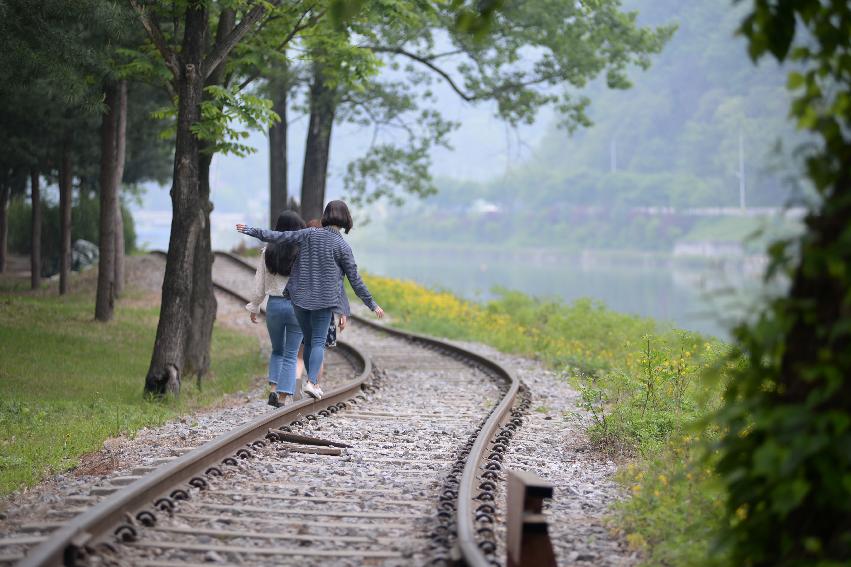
428;48;466;60
203;1;283;81
368;46;474;102
128;0;179;81
234;6;319;93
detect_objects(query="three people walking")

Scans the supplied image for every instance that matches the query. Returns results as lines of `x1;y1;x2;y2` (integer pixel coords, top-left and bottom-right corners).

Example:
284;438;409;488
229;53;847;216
239;200;384;406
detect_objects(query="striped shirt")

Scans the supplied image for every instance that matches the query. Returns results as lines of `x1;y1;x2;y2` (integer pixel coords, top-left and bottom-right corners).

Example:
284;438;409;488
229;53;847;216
242;225;377;315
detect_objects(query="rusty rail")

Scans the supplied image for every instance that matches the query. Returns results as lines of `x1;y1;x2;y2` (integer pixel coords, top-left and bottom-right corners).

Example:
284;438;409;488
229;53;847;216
18;254;371;567
20;351;371;567
214;250;525;566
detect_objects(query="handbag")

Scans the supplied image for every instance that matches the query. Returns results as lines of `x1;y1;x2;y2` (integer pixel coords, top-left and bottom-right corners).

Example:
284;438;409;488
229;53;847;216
325;316;337;348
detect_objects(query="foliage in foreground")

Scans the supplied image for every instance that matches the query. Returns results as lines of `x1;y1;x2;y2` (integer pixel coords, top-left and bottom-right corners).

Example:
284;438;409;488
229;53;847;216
0;290;263;496
358;273;728;564
708;2;851;564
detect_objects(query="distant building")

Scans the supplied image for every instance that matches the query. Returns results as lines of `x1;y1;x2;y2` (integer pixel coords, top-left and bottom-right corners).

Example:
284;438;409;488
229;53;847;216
673;240;744;258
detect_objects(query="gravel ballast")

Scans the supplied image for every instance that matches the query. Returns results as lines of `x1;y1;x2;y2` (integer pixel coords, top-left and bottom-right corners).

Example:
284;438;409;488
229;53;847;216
1;253;637;566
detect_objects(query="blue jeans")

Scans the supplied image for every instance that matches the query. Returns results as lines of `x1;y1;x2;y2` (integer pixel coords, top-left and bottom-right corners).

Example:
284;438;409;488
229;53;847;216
265;297;303;394
293;305;333;384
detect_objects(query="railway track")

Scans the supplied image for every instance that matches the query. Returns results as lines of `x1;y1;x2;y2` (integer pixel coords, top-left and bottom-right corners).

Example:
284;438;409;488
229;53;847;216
9;251;529;567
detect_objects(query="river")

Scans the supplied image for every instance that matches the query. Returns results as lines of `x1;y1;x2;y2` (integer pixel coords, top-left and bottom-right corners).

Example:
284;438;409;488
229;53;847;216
350;243;768;340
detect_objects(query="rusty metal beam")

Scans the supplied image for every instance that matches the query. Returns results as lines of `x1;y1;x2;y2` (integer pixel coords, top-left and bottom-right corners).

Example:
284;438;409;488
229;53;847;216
506;470;556;567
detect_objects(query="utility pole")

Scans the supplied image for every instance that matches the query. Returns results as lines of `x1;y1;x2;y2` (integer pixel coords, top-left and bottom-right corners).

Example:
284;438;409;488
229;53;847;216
610;136;618;173
739;128;746;209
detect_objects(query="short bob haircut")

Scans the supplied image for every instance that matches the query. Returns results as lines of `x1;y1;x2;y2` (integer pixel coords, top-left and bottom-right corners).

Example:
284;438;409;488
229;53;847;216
321;200;353;234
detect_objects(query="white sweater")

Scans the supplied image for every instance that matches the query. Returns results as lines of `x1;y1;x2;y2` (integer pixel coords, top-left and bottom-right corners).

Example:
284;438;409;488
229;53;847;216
245;248;290;314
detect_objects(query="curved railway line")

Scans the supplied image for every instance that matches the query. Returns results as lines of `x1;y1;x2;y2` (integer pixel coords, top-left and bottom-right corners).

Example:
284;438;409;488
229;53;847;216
9;251;532;567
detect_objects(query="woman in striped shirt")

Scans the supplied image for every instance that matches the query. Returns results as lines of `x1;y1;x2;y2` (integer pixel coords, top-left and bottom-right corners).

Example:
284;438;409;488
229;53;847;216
237;200;384;400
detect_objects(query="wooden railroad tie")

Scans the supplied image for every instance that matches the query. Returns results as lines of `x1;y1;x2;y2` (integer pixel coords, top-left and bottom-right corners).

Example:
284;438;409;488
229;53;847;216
276;442;342;456
267;429;352;448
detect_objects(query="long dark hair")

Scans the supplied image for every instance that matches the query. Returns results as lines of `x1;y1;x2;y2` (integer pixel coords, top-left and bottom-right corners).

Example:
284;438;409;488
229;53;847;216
265;210;305;276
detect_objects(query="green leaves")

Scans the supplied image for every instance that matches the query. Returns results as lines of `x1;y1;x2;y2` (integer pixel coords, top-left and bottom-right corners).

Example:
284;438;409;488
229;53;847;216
193;85;278;157
715;0;851;562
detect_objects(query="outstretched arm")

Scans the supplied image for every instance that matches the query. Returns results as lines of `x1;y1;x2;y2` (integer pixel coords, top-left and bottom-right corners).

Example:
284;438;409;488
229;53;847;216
245;249;267;320
236;224;310;244
338;246;384;318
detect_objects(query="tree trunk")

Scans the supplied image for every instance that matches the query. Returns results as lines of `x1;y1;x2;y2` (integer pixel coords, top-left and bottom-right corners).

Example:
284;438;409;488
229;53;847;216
0;180;8;274
30;169;41;289
185;150;217;381
96;83;119;322
269;73;288;225
144;5;208;397
114;80;128;298
183;9;233;382
59;142;72;295
300;65;337;221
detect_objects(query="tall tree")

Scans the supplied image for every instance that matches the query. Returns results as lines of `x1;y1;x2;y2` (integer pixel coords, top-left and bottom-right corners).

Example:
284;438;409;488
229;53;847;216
0;0;128;291
286;0;673;216
58;140;72;295
0;167;26;273
129;1;288;395
300;61;339;220
113;80;128;297
714;1;851;564
0;175;8;273
267;62;293;225
186;8;235;378
95;82;121;321
29;169;40;289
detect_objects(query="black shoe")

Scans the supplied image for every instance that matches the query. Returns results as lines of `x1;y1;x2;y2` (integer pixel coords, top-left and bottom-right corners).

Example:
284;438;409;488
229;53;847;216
268;392;282;408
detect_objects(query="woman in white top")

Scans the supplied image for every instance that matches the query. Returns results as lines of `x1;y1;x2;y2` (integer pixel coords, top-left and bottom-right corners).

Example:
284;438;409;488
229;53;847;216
245;211;305;408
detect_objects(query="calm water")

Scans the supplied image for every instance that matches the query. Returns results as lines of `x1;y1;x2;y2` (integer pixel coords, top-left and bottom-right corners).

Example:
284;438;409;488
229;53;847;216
352;245;765;340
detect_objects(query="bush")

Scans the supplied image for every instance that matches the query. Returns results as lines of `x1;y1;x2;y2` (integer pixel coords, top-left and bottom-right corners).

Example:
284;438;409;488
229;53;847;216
8;194;136;275
576;335;726;456
614;438;728;566
358;273;731;564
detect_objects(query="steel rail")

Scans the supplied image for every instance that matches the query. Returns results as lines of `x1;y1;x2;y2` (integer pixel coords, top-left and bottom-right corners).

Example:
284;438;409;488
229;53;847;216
214;250;523;566
18;254;372;567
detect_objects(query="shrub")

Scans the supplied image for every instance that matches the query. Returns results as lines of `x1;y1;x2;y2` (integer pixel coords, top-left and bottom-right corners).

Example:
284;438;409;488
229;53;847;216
7;194;136;275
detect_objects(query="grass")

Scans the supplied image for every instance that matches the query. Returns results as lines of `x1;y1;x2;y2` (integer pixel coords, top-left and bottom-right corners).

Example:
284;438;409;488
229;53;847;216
356;272;732;565
0;287;264;496
681;216;802;252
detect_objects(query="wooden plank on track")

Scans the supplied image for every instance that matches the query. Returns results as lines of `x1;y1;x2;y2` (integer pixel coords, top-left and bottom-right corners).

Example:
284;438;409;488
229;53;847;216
18;522;64;533
176;512;418;532
154;526;398;545
129;541;403;558
195;503;427;520
0;535;47;546
208;489;429;508
209;490;365;504
137;562;240;567
247;482;408;495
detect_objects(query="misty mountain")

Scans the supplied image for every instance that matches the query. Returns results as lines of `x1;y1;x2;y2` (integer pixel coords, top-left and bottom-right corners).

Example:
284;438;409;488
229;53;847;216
358;0;806;251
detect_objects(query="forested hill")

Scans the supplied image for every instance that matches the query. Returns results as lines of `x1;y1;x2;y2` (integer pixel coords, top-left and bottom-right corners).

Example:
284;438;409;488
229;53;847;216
369;0;805;251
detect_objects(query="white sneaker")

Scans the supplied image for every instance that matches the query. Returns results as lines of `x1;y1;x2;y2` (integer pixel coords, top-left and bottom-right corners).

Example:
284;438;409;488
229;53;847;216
303;381;322;400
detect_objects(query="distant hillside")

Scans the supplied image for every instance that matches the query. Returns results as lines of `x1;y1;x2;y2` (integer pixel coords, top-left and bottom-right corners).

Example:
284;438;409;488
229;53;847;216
368;0;807;252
